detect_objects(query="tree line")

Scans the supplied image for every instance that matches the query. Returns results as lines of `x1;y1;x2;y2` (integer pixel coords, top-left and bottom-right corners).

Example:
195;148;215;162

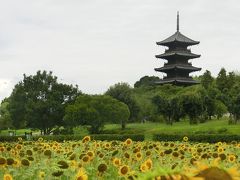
0;68;240;134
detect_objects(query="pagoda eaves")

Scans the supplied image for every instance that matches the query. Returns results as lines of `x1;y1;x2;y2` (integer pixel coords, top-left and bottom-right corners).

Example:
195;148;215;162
154;12;201;86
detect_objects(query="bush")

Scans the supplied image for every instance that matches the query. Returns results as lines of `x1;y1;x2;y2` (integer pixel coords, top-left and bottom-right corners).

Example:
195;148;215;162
217;128;228;134
0;134;145;142
0;135;25;142
153;134;240;143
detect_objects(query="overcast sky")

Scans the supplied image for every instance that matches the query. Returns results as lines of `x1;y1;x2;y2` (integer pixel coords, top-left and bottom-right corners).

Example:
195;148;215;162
0;0;240;101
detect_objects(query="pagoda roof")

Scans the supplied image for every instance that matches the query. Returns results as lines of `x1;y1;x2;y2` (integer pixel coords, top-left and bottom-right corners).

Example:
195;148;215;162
155;77;200;85
156;31;200;46
155;64;201;72
155;51;200;59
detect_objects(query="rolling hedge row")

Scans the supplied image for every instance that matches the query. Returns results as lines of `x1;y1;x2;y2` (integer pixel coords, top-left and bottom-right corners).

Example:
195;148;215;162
153;134;240;143
0;134;240;142
0;134;145;142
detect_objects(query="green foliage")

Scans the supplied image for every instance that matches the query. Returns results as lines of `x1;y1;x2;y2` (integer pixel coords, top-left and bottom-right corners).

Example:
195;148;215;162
152;95;183;125
7;70;79;134
105;82;140;121
200;70;214;89
0;100;12;130
216;68;228;92
180;92;203;124
153;134;240;143
134;75;160;88
214;100;228;119
64;95;130;133
0;134;144;142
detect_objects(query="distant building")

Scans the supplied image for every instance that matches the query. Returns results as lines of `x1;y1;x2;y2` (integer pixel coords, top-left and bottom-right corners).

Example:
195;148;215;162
155;12;201;86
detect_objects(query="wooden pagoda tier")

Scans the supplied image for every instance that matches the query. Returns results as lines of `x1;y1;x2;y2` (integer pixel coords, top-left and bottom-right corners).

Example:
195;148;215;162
155;12;201;86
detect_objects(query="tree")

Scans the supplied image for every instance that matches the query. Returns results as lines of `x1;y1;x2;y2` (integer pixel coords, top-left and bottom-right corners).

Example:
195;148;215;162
152;95;183;125
201;70;214;89
216;68;228;92
134;76;160;88
0;99;12;130
181;93;203;124
105;82;139;121
8;70;80;134
230;94;240;124
8;83;27;129
214;100;228;119
227;71;236;90
64;95;130;133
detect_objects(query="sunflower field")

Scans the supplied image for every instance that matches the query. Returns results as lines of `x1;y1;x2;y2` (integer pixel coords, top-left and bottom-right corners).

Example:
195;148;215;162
0;136;240;180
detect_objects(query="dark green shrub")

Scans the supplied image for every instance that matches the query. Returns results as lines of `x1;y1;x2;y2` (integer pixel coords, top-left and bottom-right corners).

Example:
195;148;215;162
153;134;240;143
0;134;145;142
217;128;228;134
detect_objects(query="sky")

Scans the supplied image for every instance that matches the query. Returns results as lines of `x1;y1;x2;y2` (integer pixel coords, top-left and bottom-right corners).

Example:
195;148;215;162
0;0;240;101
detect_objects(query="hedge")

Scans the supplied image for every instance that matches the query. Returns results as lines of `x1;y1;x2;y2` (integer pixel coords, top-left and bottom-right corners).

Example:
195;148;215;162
153;134;240;143
0;134;145;142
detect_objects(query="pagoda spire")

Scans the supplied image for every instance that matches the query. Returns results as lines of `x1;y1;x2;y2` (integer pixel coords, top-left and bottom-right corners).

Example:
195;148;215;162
177;11;179;31
155;12;201;86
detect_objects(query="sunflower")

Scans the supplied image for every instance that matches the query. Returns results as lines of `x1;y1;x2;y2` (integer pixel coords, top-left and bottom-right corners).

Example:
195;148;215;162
3;174;13;180
21;159;30;166
104;143;111;149
140;163;148;172
57;160;69;169
82;136;91;143
98;163;107;173
43;149;52;157
16;144;22;150
0;157;7;166
195;167;232;180
113;158;121;167
39;171;45;179
82;155;90;163
145;158;153;170
183;136;188;142
217;142;223;146
124;138;133;146
52;171;64;177
124;152;130;159
6;158;14;166
217;147;224;153
70;160;78;169
227;154;236;162
26;149;33;156
119;165;130;176
135;152;142;161
219;153;227;161
38;137;44;142
76;168;88;180
13;159;20;167
146;150;151;156
87;151;95;160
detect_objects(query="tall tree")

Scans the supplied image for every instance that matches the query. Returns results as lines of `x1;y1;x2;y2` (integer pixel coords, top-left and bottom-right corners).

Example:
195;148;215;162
181;92;203;124
201;70;214;89
8;70;80;134
0;99;12;130
152;95;183;125
105;82;139;121
64;95;130;133
216;68;228;92
134;76;160;88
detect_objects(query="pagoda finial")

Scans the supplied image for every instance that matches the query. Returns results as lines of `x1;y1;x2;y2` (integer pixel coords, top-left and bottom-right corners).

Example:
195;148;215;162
177;11;179;32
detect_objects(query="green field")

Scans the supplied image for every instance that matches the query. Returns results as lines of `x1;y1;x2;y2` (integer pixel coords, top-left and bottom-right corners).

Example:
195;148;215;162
2;117;239;138
103;118;240;137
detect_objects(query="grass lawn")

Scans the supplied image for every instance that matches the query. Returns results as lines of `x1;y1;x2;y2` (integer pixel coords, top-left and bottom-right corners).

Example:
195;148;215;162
103;117;240;137
1;117;239;138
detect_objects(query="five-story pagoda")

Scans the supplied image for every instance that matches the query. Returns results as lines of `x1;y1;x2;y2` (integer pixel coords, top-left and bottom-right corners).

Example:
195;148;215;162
155;12;201;85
